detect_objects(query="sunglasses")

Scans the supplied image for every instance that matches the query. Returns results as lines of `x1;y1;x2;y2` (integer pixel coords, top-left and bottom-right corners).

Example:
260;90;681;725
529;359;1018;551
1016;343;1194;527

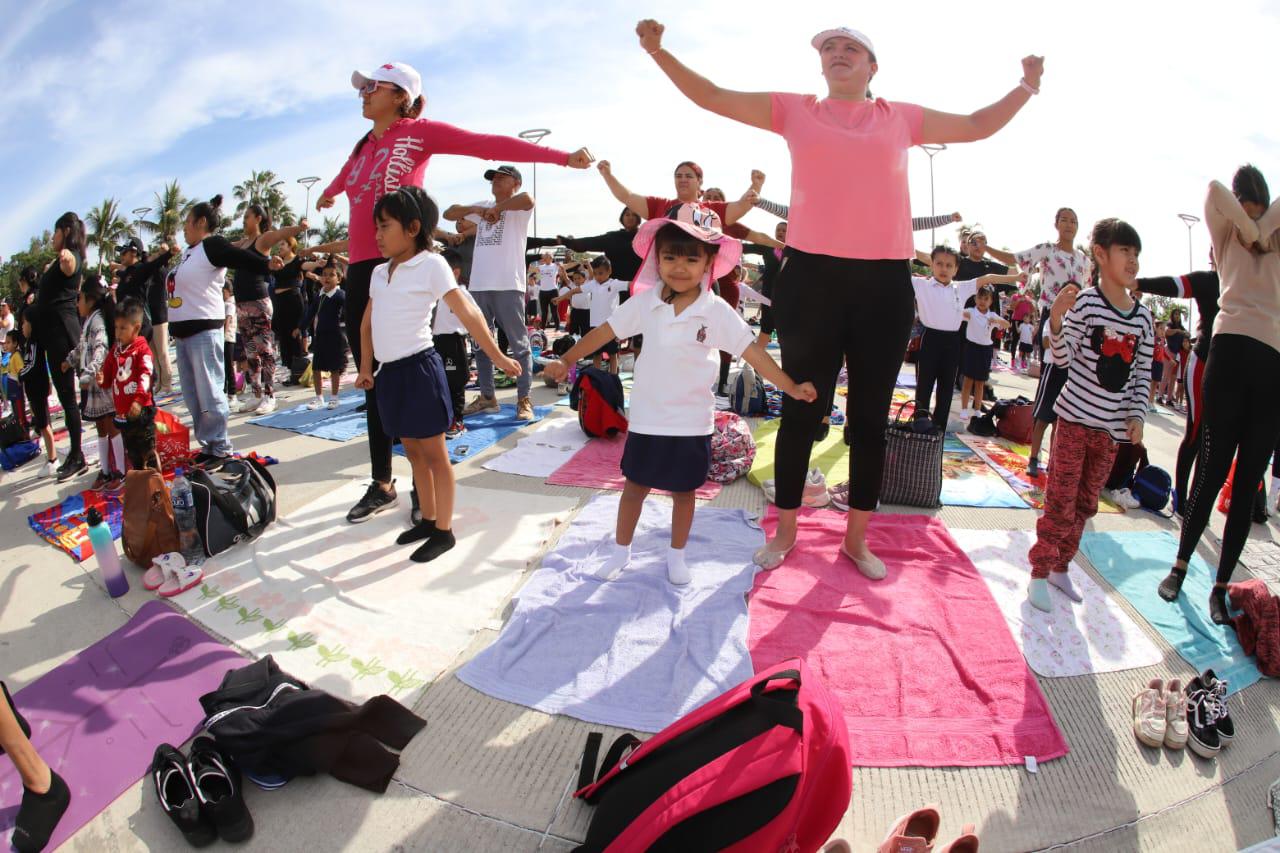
359;80;396;97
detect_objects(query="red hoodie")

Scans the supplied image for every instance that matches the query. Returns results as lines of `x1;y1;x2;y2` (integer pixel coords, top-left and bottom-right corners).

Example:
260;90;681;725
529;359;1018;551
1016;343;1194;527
100;336;155;415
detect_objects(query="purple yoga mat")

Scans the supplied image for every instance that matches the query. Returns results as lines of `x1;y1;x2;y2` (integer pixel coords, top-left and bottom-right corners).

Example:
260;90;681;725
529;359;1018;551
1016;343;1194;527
1;601;244;850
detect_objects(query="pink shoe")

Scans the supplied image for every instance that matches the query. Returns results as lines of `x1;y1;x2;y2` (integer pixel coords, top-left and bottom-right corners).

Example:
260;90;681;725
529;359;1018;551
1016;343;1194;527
940;824;979;853
144;553;185;591
822;841;852;853
879;805;940;853
157;560;204;598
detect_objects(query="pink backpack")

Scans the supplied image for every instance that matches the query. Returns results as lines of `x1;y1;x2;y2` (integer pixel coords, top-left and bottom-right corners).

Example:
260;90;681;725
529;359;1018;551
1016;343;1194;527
571;659;851;853
707;411;756;485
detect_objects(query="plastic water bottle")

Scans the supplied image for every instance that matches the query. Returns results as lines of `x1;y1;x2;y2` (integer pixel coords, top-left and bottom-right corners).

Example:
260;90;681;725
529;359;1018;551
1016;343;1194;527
86;507;129;598
169;468;204;564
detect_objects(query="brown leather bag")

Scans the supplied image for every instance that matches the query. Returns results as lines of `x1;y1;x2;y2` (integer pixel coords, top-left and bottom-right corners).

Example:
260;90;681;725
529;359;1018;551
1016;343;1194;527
121;454;179;568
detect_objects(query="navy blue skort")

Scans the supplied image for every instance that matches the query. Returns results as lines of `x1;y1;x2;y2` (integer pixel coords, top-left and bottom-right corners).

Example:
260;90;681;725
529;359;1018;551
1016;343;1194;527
621;431;711;493
376;348;452;440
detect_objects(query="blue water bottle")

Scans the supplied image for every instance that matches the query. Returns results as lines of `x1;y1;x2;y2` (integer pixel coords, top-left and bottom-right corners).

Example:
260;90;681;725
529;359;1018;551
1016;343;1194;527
86;507;129;598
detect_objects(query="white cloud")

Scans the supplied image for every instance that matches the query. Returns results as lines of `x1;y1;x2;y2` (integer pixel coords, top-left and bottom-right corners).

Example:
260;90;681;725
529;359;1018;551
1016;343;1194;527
2;0;1277;284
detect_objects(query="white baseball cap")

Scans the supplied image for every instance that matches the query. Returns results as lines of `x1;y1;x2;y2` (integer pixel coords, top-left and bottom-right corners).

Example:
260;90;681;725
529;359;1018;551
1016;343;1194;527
810;27;876;57
351;61;423;102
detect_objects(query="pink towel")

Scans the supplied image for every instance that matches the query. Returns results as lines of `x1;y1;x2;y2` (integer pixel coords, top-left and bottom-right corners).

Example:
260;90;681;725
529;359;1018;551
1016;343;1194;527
546;433;722;500
749;508;1069;767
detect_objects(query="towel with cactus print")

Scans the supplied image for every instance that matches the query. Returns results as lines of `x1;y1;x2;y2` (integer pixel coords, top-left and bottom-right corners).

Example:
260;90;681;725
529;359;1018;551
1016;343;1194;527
171;481;577;704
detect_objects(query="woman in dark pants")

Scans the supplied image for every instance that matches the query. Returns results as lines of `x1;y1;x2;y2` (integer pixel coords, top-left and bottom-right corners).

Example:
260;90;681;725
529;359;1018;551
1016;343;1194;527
34;212;88;482
637;18;1042;577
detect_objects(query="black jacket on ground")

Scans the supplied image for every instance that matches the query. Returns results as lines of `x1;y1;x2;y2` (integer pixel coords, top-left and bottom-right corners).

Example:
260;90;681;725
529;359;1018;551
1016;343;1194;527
199;656;426;793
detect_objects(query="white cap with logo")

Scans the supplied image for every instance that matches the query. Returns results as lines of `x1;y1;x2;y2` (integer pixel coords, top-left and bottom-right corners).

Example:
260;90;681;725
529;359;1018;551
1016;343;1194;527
810;27;876;57
351;61;423;102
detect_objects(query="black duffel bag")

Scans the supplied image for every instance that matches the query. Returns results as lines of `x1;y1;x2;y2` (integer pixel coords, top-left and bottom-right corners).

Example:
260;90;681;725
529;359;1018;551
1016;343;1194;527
190;457;277;557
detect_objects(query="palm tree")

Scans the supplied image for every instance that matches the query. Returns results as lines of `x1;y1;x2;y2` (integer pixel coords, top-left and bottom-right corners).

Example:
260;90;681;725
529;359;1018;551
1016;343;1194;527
317;216;349;244
232;170;295;227
85;198;131;272
142;180;189;245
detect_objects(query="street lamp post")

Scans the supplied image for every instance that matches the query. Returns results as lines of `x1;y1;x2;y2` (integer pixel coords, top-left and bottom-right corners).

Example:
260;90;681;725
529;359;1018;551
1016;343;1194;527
919;144;947;246
518;129;551;237
298;177;320;245
1178;212;1200;332
131;207;151;244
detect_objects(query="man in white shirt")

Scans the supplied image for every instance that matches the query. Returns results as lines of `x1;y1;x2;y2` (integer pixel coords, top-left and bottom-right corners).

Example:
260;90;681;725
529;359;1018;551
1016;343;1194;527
443;165;538;420
0;300;14;337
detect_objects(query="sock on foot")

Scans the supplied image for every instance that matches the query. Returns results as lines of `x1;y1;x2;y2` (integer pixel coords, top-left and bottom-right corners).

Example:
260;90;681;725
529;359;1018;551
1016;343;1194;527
110;434;125;474
666;547;691;586
1158;567;1187;602
1028;578;1052;613
1208;586;1231;625
96;436;110;475
12;770;70;853
410;528;456;563
1048;571;1083;602
596;543;631;580
396;519;438;545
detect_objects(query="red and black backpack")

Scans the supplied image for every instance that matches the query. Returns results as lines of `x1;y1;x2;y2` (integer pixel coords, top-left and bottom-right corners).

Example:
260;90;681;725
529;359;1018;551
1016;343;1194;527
571;659;851;853
570;365;629;438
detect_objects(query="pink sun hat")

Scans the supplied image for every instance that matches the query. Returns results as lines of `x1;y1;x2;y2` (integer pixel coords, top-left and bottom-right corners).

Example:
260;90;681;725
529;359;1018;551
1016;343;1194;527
630;217;743;296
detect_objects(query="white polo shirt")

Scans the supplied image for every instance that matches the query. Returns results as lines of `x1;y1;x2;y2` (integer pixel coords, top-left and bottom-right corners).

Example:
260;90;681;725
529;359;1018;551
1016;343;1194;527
369;251;458;363
581;278;630;328
963;308;1001;345
561;284;590;310
432;286;475;336
911;276;978;332
607;285;756;436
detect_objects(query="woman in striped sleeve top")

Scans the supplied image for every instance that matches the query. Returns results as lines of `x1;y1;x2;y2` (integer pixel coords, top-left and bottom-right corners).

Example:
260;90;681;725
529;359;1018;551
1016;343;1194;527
1027;219;1153;613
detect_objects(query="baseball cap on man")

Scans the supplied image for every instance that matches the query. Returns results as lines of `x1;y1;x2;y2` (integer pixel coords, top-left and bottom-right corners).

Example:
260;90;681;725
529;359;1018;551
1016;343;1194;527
351;61;423;102
810;27;876;57
483;165;522;183
116;236;145;256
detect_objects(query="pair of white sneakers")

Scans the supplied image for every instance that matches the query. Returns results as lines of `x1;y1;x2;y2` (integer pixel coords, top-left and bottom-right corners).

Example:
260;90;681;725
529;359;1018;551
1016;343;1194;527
761;468;830;508
233;394;277;415
305;397;341;411
142;552;204;598
1105;487;1143;510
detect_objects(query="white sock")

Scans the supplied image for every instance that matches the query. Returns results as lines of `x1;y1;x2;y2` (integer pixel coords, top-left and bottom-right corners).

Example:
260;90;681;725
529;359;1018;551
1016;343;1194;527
596;543;631;580
666;547;691;586
110;434;125;474
97;436;110;473
1048;571;1083;603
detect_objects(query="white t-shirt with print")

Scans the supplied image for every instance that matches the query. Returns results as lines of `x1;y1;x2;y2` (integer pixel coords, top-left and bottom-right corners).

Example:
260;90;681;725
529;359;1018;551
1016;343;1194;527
606;285;755;436
369;251;458;363
466;201;534;293
536;263;561;292
1014;243;1090;309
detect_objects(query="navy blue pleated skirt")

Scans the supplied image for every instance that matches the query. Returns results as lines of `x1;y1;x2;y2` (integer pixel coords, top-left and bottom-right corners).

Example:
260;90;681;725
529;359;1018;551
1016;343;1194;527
621;431;711;493
376;348;452;439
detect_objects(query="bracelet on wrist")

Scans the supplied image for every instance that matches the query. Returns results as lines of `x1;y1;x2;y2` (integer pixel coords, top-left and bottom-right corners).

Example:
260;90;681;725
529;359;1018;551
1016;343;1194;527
1019;78;1039;95
647;47;663;56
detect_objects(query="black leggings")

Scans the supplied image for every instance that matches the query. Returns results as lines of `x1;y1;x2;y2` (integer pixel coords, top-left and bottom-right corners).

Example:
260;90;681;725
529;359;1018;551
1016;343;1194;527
914;328;963;428
434;332;468;418
46;348;83;458
273;288;306;372
773;250;914;511
1177;334;1280;584
346;258;394;484
537;290;560;329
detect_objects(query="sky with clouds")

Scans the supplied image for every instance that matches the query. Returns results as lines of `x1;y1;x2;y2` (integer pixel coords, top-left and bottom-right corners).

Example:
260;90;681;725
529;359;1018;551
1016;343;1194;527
2;0;1277;282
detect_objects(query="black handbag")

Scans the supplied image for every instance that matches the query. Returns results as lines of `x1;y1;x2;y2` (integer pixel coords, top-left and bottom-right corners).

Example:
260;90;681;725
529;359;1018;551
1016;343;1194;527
190;457;277;557
0;414;26;448
879;402;943;508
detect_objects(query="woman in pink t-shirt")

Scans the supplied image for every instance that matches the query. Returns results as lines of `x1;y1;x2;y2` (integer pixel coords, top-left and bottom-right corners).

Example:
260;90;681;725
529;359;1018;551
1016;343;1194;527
316;60;592;525
636;20;1043;578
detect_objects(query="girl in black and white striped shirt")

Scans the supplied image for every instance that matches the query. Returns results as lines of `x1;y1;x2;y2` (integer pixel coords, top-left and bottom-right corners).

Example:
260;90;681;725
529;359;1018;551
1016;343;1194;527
1027;219;1153;613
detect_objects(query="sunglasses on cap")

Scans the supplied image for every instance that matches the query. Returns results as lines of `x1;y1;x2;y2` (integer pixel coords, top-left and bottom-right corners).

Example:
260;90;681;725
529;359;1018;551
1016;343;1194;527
359;80;396;96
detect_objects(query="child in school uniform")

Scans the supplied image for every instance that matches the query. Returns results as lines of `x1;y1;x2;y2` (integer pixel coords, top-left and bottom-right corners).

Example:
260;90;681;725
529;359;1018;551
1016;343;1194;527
910;245;1024;429
1027;219;1153;612
433;248;476;439
297;257;348;410
560;256;630;373
1016;314;1036;371
556;267;592;337
98;298;157;470
2;330;26;433
544;219;817;585
355;186;516;564
958;285;1011;420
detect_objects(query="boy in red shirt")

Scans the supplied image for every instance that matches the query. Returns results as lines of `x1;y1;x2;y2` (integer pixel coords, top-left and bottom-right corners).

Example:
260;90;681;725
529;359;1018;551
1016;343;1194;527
98;299;157;469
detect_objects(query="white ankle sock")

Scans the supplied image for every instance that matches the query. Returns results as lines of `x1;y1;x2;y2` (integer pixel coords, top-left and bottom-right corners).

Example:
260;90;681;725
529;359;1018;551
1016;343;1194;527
666;547;691;586
1048;571;1083;602
1028;578;1052;613
97;436;110;473
596;543;631;580
110;434;125;474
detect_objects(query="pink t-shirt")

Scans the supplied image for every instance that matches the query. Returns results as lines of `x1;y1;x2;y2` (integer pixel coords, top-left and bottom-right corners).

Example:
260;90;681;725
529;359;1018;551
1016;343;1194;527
770;94;923;260
323;117;571;263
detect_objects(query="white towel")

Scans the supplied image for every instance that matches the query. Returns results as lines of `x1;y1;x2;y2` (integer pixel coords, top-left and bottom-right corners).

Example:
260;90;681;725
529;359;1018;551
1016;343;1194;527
481;418;591;478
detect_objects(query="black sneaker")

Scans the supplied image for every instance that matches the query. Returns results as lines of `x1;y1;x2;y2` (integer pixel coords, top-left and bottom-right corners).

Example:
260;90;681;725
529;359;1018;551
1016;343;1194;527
1184;681;1222;759
1201;670;1235;742
188;737;254;843
152;743;216;847
193;451;231;471
346;479;398;523
445;418;466;439
55;453;88;483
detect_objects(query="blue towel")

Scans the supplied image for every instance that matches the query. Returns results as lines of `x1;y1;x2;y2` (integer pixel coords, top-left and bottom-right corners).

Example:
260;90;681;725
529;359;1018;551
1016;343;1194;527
394;403;551;464
247;391;368;442
457;494;763;732
1078;531;1262;694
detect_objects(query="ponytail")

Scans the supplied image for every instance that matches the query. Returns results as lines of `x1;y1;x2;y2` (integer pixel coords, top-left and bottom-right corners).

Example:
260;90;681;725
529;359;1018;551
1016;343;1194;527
400;94;425;119
190;195;224;234
54;211;86;259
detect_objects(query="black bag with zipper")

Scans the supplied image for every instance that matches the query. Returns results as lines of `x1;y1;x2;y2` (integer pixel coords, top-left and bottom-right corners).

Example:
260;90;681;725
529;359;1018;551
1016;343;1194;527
190;457;277;557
